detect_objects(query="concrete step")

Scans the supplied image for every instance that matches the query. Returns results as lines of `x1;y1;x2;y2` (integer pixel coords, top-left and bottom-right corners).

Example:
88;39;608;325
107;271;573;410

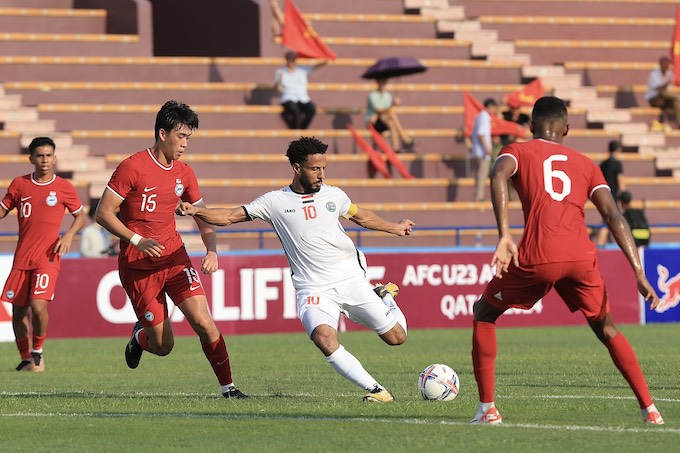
0;8;106;34
3;119;56;133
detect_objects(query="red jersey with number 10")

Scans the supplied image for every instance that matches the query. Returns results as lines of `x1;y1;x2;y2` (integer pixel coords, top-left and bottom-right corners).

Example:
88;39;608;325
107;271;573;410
499;139;609;265
105;149;202;269
1;174;83;270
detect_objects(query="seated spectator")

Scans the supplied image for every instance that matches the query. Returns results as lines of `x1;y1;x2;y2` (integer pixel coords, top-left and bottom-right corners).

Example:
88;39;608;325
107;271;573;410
274;51;327;129
646;56;680;130
619;191;651;247
80;199;117;258
365;78;414;152
500;98;530;146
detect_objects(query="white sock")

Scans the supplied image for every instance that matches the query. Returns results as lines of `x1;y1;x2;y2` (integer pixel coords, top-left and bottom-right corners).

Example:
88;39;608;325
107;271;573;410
382;293;407;335
642;403;658;415
478;402;495;413
326;345;379;391
220;383;235;394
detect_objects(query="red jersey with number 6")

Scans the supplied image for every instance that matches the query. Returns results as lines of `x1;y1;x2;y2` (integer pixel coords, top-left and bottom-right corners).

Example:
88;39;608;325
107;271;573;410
105;149;203;269
498;139;609;265
1;174;83;270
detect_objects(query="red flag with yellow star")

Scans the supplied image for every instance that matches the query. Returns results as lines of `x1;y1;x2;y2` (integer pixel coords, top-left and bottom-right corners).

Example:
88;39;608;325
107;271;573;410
282;0;337;60
505;79;544;108
672;6;680;85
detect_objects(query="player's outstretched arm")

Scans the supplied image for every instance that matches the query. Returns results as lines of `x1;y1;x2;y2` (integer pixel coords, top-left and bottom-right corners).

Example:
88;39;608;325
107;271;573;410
192;200;218;274
176;202;249;227
348;205;414;236
591;188;660;309
0;204;9;220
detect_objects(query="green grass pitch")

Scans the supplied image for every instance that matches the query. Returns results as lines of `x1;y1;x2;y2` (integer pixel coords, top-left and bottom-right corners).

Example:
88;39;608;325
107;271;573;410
1;323;678;452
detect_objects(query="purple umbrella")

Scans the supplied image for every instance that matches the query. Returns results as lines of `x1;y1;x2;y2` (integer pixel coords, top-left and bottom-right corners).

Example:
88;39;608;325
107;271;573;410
361;56;427;79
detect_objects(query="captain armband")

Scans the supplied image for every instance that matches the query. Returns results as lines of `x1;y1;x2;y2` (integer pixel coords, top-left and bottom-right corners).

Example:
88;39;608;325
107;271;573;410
343;203;359;219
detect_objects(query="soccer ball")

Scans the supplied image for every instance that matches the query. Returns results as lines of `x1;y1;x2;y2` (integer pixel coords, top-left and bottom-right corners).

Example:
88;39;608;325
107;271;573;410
418;363;460;401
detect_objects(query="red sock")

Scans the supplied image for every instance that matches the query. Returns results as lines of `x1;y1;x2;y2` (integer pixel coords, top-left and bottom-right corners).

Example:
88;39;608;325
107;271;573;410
605;333;653;409
32;334;46;352
201;335;233;386
472;320;497;403
15;337;30;361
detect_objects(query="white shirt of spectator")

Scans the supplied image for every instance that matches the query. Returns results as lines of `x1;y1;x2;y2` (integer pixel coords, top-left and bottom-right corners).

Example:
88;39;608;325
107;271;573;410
274;66;313;104
646;67;675;101
471;109;492;159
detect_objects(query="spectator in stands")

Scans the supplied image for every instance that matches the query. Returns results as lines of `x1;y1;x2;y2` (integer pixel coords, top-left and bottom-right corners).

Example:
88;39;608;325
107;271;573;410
619;191;651;247
596;140;626;246
79;199;117;258
274;51;327;130
500;98;530;147
646;56;680;130
365;78;415;152
471;98;498;201
600;140;625;202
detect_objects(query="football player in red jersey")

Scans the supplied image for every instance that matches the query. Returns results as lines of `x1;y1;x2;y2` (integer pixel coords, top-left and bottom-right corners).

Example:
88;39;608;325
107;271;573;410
95;100;247;399
0;137;86;372
470;96;664;425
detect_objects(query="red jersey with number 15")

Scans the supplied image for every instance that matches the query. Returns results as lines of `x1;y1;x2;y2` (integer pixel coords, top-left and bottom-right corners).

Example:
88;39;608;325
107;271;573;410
499;139;609;265
1;174;83;270
105;149;203;269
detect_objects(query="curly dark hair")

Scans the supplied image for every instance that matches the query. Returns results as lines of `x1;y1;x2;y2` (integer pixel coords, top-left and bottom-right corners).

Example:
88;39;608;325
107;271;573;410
28;137;56;155
531;96;568;124
154;100;199;141
286;136;328;166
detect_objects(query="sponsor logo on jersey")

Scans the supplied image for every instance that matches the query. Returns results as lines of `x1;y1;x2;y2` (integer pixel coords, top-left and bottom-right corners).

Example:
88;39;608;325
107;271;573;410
20;196;32;202
284;209;296;213
175;179;184;196
143;186;157;192
46;191;58;207
656;264;680;313
144;311;155;322
326;202;336;212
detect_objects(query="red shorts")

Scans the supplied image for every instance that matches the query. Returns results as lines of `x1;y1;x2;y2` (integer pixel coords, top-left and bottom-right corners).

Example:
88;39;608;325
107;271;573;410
118;248;206;327
1;264;60;306
483;258;609;321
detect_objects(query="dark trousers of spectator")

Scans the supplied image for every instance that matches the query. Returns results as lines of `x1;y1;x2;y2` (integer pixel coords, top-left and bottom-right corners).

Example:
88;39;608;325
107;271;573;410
281;101;316;129
649;93;680;127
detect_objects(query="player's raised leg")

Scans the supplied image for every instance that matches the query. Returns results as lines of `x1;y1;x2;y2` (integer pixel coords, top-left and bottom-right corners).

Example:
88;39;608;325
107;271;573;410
588;313;664;425
470;296;505;424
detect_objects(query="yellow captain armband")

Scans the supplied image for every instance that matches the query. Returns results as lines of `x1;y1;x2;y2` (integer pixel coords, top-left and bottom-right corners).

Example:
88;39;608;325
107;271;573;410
344;203;359;219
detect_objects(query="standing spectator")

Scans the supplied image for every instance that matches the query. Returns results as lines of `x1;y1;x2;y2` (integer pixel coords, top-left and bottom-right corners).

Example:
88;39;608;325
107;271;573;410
619;191;651;247
80;199;117;258
177;136;413;402
274;51;327;129
596;140;625;246
469;96;663;425
95;101;247;399
471;98;497;201
365;78;415;152
0;137;86;372
646;56;680;130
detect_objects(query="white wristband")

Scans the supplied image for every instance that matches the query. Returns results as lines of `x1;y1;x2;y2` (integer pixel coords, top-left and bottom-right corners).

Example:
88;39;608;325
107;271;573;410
129;234;142;246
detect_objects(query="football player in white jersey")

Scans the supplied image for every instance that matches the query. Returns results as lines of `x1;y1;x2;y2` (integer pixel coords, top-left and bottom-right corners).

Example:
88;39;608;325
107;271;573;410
177;136;414;402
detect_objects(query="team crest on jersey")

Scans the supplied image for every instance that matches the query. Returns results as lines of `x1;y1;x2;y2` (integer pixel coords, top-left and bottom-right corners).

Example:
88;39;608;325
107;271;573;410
326;202;336;212
144;311;154;322
175;179;184;196
46;191;58;207
5;290;14;299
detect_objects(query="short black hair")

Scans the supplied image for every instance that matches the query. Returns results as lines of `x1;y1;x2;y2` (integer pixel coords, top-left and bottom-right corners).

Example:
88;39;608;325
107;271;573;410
154;100;199;141
531;96;568;124
483;98;497;108
619;191;632;204
28;137;56;155
608;140;621;153
286;136;328;166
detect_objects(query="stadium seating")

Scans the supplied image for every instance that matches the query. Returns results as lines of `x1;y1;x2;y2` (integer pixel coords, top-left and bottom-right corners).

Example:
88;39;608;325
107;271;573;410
1;0;679;253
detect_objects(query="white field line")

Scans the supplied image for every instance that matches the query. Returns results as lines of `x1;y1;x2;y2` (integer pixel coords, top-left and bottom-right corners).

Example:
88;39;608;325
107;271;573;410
1;391;679;403
0;410;678;434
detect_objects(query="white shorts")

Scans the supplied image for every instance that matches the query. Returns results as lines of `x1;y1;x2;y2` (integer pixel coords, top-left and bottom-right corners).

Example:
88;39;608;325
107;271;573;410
297;278;397;337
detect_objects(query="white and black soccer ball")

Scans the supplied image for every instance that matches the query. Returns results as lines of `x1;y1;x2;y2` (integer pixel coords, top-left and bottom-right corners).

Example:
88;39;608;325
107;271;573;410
418;363;460;401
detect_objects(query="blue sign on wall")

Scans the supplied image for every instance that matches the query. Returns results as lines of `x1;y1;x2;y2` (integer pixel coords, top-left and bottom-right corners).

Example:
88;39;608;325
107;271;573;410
643;247;680;323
